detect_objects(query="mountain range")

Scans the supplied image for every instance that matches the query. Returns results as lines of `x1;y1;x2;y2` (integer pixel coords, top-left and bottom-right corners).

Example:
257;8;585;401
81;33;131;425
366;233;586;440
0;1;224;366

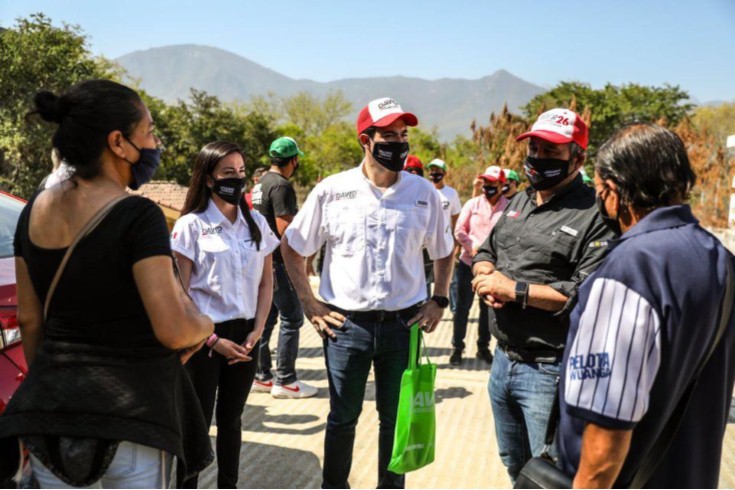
116;44;547;140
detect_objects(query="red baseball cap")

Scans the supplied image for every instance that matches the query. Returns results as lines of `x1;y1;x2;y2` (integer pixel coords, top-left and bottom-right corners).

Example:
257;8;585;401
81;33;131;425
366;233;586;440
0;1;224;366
480;165;507;183
404;155;423;170
356;97;418;135
516;108;589;150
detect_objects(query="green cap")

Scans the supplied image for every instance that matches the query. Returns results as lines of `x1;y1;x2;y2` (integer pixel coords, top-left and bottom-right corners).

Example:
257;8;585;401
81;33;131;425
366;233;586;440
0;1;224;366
269;137;304;159
426;158;447;171
503;169;521;183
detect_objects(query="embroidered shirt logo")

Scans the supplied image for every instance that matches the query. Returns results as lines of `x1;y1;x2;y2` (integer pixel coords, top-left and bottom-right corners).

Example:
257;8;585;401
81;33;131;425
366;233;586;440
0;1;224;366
335;190;358;200
415;200;428;208
201;225;223;236
560;225;578;237
507;210;520;219
588;240;609;249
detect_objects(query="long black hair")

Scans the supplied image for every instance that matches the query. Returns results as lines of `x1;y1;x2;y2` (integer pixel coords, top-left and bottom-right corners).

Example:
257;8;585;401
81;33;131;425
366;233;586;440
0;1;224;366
30;79;144;180
182;141;262;249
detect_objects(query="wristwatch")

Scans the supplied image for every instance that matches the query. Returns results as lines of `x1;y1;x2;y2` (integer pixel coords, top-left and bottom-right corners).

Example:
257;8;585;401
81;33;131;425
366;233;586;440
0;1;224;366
514;281;529;309
430;295;450;309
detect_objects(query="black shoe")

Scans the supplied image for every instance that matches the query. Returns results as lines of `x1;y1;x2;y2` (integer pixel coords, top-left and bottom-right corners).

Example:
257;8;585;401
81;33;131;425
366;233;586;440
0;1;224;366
476;348;494;364
449;349;463;366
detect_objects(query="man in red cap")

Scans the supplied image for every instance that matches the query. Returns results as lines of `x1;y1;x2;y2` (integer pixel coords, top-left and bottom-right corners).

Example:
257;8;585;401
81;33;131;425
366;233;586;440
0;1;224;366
281;97;454;488
470;108;615;483
403;154;424;177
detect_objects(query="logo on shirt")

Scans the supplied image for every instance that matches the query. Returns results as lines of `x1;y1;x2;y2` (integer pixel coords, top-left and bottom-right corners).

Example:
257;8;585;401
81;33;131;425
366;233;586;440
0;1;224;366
171;232;178;240
588;240;609;249
442;200;450;210
507;210;520;219
560;225;578;237
201;225;223;236
335;190;358;200
415;200;428;208
568;352;611;381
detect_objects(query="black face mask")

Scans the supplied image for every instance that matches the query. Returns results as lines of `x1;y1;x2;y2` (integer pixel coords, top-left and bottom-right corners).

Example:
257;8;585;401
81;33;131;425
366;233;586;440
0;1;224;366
502;184;510;194
428;173;444;183
211;177;246;205
371;141;410;172
483;185;499;200
524;156;571;191
596;191;622;236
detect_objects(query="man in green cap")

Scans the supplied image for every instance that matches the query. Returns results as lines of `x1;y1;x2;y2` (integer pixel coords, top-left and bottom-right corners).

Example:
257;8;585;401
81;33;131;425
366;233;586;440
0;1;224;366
252;136;318;399
502;168;521;199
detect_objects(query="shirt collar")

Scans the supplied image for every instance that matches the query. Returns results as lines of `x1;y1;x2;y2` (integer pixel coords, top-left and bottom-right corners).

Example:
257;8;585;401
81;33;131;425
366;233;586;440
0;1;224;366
204;199;246;227
618;204;698;241
358;159;404;195
525;173;585;207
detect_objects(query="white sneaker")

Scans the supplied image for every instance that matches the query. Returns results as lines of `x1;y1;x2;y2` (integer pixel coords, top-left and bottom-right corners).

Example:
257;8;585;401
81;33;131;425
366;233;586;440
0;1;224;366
271;380;318;399
251;379;274;393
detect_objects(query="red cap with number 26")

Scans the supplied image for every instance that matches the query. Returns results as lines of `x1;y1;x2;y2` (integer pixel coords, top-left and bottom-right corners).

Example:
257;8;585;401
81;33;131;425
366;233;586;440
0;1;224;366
516;108;588;150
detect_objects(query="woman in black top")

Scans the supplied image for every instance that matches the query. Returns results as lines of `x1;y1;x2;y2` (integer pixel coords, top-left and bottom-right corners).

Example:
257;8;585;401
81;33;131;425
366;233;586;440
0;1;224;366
0;80;214;488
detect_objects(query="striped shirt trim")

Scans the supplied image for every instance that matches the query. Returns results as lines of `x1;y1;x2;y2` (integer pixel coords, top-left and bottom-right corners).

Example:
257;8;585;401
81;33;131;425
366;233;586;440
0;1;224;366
565;278;662;423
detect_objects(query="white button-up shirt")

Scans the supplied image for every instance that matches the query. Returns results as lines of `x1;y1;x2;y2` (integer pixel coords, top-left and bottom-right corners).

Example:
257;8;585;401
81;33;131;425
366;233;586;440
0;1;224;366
436;185;462;223
171;200;280;323
285;162;453;312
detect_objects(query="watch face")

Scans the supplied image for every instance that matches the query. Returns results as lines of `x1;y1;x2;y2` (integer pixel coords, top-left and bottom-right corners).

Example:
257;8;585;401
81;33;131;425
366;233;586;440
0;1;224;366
432;296;449;308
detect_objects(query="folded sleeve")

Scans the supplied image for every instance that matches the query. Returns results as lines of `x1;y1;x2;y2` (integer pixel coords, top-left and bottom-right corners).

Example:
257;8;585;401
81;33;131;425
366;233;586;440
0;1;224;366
170;215;198;263
424;188;453;260
283;184;327;257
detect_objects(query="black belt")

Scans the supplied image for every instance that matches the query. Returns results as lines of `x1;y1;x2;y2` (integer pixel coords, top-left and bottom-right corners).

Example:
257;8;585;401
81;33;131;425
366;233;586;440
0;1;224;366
497;341;561;364
329;304;421;323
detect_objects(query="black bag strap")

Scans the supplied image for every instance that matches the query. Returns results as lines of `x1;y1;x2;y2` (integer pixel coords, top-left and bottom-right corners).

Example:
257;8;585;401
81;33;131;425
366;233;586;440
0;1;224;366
43;194;131;320
629;254;734;488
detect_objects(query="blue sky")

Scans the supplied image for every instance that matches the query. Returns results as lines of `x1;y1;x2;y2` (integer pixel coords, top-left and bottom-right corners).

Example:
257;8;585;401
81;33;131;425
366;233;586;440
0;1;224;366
2;0;733;103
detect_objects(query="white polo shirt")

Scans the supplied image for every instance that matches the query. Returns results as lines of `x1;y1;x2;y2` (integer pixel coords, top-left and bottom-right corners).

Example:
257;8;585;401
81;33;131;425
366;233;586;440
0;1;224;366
436;185;461;223
284;162;453;312
171;200;280;323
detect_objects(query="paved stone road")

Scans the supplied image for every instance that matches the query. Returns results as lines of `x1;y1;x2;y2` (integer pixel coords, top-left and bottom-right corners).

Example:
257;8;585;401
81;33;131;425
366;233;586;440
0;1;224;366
198;296;735;488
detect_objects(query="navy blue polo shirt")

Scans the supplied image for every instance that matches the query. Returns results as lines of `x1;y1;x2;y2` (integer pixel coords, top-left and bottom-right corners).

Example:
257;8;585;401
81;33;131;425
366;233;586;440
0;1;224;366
558;205;735;488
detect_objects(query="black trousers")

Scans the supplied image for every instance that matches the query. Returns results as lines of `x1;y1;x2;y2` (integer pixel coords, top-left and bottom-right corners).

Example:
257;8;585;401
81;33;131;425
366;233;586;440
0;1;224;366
179;319;258;489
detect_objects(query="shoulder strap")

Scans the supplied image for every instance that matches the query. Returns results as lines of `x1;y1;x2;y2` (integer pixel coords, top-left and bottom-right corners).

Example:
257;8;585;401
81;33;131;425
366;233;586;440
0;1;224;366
630;254;734;488
43;194;132;320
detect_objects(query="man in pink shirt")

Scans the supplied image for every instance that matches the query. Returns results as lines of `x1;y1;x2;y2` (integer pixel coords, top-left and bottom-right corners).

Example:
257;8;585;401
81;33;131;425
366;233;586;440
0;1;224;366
450;166;509;366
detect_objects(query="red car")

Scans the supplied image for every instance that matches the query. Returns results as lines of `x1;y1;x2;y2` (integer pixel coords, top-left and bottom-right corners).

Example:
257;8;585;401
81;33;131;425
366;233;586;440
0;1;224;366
0;190;27;415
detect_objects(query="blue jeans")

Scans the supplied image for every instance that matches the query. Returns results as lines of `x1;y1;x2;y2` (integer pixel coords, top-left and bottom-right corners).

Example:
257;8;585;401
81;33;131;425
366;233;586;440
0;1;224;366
452;261;491;350
31;442;172;489
489;347;560;484
322;317;411;489
257;262;305;386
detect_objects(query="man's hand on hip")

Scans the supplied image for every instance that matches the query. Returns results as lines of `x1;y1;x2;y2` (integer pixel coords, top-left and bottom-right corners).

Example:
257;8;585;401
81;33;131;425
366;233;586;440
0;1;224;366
304;298;345;340
407;300;445;333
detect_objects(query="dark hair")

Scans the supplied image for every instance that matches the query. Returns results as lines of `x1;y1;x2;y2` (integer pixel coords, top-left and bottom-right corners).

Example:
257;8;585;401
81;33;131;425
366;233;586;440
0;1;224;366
30;80;144;180
253;167;268;179
595;123;696;210
182;141;262;249
270;155;295;167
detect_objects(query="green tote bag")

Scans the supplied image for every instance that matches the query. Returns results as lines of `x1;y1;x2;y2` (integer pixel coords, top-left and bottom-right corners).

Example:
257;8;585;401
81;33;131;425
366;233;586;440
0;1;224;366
387;323;437;474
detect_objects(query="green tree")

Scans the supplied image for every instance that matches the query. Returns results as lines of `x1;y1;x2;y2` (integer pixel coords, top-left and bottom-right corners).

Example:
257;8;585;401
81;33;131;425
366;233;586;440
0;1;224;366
158;89;277;185
0;13;117;197
283;90;352;136
692;102;735;145
523;81;693;158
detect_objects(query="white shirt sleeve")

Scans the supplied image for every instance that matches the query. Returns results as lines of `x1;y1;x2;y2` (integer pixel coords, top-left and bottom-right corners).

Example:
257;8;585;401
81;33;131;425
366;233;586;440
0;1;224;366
564;277;662;424
252;211;280;255
283;184;326;257
170;216;198;263
424;188;454;260
450;189;462;216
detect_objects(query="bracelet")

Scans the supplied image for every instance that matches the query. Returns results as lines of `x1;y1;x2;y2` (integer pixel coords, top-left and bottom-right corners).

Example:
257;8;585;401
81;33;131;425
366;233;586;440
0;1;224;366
205;333;218;348
208;337;220;358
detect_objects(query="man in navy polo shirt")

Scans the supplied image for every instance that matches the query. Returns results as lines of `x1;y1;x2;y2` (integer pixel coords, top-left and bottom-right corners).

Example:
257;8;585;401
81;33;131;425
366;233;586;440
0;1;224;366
559;123;735;487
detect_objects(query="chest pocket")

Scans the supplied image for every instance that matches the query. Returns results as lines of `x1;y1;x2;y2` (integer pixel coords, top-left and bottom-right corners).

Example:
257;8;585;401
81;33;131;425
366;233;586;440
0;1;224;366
326;202;365;256
520;229;577;280
385;205;430;255
197;234;231;292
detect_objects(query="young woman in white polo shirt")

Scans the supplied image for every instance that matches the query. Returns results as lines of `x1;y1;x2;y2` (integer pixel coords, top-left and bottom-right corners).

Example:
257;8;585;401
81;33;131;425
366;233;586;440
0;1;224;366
171;141;280;488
